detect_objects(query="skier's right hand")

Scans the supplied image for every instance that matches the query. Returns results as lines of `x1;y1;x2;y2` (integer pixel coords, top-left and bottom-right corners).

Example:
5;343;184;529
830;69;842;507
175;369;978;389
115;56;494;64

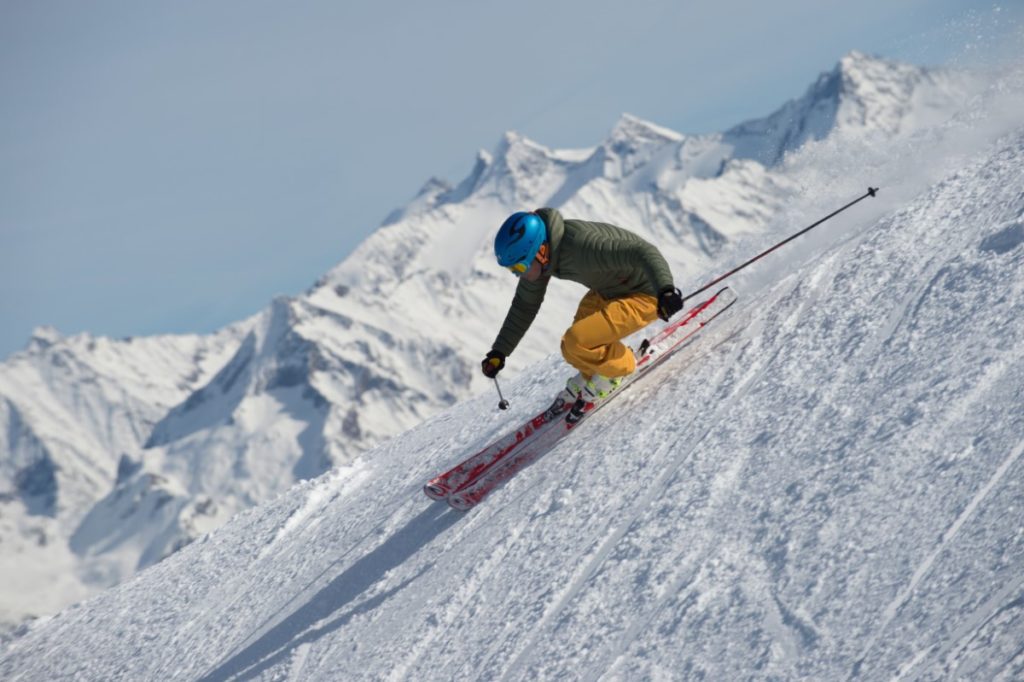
657;286;685;321
481;350;506;378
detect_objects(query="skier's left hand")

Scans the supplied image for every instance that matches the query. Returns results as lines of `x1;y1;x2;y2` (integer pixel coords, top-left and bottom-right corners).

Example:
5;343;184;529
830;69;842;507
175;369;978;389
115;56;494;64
481;350;506;378
657;287;684;321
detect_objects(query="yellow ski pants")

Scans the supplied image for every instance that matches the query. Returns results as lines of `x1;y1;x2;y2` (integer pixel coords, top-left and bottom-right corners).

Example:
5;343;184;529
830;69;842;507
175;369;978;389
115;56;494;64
560;290;659;379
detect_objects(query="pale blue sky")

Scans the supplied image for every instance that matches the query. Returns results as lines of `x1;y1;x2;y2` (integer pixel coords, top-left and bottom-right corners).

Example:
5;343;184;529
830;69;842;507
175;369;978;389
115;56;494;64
0;0;1018;358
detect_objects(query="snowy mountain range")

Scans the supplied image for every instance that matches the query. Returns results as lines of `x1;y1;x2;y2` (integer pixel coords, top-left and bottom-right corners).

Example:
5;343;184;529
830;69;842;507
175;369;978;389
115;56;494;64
2;52;1023;679
0;51;993;638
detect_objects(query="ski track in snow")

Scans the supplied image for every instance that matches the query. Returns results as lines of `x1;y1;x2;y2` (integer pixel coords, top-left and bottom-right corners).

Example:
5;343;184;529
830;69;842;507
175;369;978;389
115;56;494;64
585;337;787;681
487;306;799;681
500;345;744;681
853;437;1024;678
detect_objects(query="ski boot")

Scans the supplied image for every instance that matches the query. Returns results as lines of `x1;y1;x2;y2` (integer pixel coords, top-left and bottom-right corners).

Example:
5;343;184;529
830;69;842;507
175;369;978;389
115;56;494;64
563;372;625;425
544;386;576;421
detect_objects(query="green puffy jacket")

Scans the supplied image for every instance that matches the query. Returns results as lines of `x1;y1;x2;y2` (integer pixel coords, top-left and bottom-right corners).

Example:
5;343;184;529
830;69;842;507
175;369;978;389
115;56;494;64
492;207;675;356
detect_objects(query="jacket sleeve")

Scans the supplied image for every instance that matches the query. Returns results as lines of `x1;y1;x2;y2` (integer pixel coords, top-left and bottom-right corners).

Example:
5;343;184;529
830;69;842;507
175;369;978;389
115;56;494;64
491;275;551;356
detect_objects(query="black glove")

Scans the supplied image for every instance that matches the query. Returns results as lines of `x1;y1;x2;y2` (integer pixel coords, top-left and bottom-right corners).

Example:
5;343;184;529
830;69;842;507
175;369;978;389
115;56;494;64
481;350;506;378
657;286;684;321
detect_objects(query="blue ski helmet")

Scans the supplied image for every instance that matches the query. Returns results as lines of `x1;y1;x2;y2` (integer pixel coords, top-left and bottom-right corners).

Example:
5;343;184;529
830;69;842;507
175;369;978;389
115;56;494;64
494;212;546;273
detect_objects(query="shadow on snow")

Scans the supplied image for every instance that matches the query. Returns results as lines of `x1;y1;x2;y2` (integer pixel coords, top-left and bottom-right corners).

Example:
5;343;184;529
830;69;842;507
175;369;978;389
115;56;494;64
199;503;460;681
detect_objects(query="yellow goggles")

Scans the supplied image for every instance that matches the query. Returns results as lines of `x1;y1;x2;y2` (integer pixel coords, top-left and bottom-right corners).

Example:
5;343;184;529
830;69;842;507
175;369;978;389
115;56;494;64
507;244;549;275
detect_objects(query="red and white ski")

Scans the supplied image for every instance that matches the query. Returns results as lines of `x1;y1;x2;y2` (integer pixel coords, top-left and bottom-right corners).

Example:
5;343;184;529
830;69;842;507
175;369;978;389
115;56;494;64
422;399;571;500
429;287;738;510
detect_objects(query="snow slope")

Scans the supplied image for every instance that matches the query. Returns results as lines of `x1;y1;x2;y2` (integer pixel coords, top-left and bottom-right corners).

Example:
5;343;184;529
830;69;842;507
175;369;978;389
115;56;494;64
2;80;1023;679
0;51;1008;639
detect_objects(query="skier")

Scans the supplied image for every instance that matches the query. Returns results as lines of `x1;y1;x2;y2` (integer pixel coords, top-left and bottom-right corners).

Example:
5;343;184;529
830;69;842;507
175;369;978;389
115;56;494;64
431;191;874;507
481;208;684;409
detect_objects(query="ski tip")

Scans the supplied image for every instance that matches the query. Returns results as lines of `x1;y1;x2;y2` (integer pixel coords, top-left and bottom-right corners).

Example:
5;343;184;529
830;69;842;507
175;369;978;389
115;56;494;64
423;483;449;501
447;495;473;511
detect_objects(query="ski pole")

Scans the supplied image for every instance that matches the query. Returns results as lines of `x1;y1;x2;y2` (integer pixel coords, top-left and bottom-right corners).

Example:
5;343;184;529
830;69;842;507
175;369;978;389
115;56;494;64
493;378;510;410
683;187;878;301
